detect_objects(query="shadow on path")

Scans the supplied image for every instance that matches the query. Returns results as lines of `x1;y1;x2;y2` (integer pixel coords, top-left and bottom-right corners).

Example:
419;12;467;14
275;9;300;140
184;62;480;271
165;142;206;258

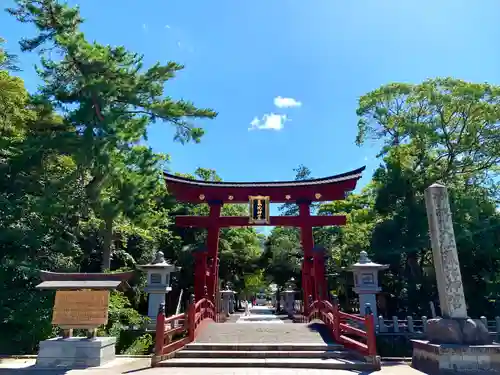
0;368;71;375
306;322;336;344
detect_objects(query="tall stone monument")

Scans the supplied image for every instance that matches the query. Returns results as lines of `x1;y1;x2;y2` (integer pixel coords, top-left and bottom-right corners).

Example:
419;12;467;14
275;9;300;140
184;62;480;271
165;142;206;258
425;184;467;320
412;183;497;375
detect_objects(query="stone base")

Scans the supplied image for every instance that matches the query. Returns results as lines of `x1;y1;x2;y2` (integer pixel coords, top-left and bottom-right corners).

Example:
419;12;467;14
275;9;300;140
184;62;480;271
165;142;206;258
427;317;492;345
412;339;500;374
146;317;157;331
36;336;116;368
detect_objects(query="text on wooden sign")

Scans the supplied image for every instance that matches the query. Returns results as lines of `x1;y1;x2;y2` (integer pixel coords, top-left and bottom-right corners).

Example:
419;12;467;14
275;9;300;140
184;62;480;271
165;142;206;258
52;290;109;327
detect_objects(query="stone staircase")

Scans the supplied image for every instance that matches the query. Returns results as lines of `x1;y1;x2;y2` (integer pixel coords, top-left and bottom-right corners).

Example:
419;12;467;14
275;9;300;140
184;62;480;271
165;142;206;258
155;322;375;370
156;342;372;369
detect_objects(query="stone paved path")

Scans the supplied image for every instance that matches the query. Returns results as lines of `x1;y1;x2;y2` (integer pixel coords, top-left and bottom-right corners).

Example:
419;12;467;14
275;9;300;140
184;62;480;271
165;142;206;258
235;306;283;324
199;306;330;344
194;322;334;344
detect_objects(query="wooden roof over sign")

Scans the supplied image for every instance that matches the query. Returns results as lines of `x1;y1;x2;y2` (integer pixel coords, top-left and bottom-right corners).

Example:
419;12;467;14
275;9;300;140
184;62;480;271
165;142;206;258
163;166;366;204
37;270;134;291
40;270;134;281
36;280;123;290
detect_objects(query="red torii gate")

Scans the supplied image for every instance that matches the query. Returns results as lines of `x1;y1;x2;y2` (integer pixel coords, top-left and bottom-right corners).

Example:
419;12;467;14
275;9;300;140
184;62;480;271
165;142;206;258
164;166;365;310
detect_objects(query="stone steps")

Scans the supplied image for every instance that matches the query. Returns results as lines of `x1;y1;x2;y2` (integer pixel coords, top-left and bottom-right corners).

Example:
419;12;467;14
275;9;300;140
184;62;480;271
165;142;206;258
184;342;343;351
176;350;351;359
156;357;372;370
155;319;377;370
156;342;372;370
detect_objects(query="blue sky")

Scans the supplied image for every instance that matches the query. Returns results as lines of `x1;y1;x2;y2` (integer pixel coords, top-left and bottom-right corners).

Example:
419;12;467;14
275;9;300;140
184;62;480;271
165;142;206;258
2;0;500;228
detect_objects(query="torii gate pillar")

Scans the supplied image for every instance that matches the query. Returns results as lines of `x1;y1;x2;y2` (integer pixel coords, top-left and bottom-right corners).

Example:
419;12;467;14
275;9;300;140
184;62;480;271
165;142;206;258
298;200;314;311
206;201;222;300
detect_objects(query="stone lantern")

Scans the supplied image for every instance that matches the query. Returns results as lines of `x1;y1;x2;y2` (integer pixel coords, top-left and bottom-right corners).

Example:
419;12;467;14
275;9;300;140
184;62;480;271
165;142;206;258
138;250;180;329
269;283;278;308
283;278;296;316
220;285;235;317
350;251;388;317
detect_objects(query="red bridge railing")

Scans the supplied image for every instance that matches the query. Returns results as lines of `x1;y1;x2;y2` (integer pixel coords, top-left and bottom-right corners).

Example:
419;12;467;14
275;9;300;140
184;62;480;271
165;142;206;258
152;294;216;366
306;296;379;368
188;296;216;340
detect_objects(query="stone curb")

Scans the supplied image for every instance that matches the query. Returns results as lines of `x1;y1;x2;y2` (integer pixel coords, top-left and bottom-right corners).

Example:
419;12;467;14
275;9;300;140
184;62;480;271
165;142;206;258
0;355;151;359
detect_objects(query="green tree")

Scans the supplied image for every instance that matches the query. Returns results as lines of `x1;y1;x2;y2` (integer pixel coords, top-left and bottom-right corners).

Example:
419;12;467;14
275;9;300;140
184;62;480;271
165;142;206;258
0;67;83;353
356;78;500;183
0;37;20;71
260;227;301;289
353;78;500;316
279;164;318;216
8;0;217;270
0;37;31;151
241;270;267;299
317;188;378;309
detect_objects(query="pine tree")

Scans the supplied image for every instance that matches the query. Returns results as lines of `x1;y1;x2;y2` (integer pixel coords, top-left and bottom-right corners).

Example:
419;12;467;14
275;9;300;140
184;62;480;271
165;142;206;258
278;165;318;216
8;0;218;270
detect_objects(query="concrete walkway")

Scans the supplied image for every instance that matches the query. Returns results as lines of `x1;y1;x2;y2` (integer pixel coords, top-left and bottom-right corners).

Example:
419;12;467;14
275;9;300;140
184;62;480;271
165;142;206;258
236;305;283;324
0;359;427;374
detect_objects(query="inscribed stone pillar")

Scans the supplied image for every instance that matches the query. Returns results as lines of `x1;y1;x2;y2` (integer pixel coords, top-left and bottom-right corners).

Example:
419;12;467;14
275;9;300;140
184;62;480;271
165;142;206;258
424;183;467;319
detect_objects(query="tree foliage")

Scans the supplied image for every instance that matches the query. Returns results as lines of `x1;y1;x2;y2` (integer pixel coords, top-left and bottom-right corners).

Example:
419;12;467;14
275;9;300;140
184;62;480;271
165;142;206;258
0;0;262;355
350;78;500;316
7;0;218;270
263;78;500;317
2;1;500;354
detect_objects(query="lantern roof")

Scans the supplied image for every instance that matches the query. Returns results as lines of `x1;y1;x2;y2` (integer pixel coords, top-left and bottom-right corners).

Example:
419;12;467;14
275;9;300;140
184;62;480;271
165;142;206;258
350;251;389;270
137;251;180;271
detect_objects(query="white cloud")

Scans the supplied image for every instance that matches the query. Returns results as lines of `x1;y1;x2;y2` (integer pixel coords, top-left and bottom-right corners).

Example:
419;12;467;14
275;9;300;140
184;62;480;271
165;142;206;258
165;24;171;29
142;24;148;32
274;96;302;108
248;113;288;131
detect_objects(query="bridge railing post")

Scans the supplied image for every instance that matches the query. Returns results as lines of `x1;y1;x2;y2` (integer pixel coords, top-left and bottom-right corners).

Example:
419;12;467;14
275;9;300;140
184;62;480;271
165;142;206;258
188;294;196;342
152;302;166;366
331;294;340;341
364;303;377;357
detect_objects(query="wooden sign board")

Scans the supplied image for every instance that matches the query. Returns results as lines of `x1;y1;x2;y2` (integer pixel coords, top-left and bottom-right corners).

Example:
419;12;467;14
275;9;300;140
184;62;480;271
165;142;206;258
52;290;109;328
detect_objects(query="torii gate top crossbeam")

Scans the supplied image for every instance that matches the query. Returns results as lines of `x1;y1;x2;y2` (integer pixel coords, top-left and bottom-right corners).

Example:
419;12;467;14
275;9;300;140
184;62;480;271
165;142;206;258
163;166;365;204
